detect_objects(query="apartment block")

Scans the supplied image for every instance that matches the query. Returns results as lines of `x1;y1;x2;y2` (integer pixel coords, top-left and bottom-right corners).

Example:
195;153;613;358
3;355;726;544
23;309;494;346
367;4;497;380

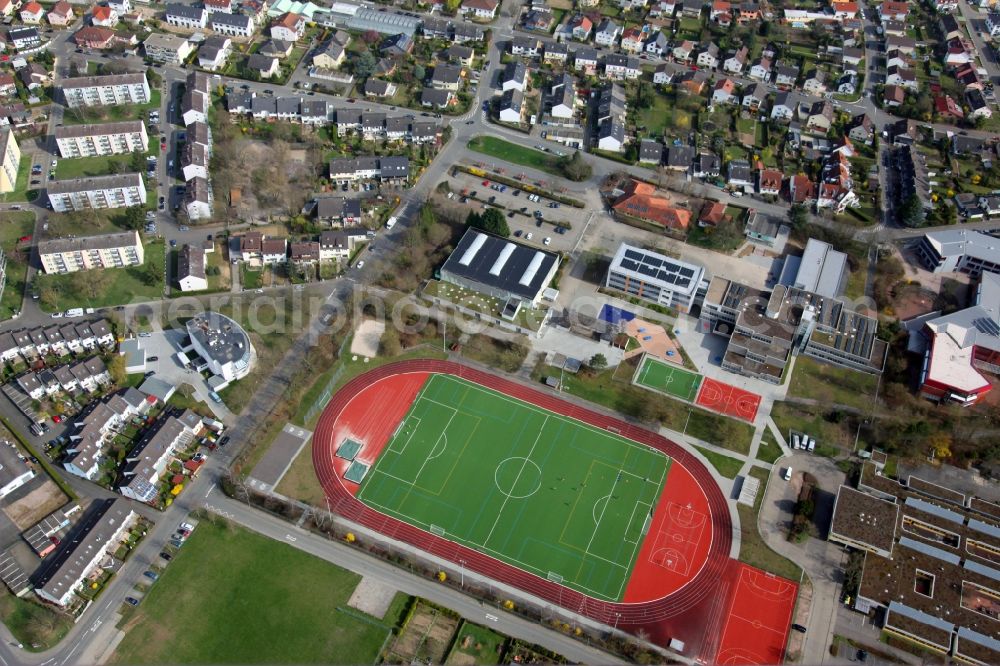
142;32;194;64
60;72;150;108
47;173;146;213
54;121;148;158
38;230;144;275
0;128;19;194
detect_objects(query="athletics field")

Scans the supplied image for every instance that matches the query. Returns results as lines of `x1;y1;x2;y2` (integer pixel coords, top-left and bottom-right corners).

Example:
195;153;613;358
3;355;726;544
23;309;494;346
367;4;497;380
355;374;669;602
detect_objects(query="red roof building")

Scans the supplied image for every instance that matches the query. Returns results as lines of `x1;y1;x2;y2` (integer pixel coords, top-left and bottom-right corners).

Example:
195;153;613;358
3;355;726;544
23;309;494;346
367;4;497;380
699;201;726;227
789;174;817;204
613;180;692;231
73;26;116;48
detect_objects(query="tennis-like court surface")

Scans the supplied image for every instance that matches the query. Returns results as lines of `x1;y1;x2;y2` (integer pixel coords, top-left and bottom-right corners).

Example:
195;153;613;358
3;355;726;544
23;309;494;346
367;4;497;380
696;378;762;423
716;564;798;665
634;355;703;401
356;374;670;602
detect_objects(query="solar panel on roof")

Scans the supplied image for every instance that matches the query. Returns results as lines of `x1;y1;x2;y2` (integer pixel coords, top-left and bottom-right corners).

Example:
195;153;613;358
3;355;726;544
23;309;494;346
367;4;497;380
905;496;964;525
898;536;961;564
887;602;955;634
620;259;638;271
964;559;1000;583
680;267;694;278
969;518;1000;540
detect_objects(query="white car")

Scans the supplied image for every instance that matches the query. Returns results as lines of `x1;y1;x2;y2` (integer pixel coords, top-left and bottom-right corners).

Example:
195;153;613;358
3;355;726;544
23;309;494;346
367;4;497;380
356;260;365;269
543;237;551;245
783;467;793;481
50;159;57;167
525;232;533;240
50;312;63;319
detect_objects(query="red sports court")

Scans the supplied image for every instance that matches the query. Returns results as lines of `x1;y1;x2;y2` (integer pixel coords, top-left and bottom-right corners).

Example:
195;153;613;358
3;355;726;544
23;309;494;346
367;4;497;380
696;377;762;423
715;563;798;665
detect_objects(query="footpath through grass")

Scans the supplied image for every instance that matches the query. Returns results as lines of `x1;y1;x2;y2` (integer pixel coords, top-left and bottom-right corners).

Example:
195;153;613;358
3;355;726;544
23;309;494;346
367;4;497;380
112;518;395;664
693;445;744;479
467;136;562;176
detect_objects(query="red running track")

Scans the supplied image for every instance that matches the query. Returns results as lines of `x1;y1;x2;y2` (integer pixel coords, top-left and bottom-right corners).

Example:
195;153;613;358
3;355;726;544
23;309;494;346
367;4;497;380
312;360;733;627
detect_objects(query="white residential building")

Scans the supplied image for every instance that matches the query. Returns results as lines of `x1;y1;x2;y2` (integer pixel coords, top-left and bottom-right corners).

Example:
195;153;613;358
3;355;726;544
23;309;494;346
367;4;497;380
47;174;146;214
60;72;150;108
54;121;148;158
38;230;144;274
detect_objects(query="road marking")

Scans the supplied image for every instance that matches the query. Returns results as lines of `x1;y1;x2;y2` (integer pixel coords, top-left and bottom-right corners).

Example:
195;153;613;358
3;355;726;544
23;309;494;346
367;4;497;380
284;534;297;542
485;614;498;622
89;619;102;633
204;485;213;499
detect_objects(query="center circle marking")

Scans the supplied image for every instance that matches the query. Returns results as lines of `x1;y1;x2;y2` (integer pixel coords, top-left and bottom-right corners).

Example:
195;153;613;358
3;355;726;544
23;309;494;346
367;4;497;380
494;457;543;499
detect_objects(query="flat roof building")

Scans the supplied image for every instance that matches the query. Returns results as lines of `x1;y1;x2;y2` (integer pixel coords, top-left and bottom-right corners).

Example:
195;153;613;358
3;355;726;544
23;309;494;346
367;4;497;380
605;243;706;314
0;438;34;499
700;276;887;384
780;237;848;298
440;228;560;307
184;311;254;385
829;463;1000;665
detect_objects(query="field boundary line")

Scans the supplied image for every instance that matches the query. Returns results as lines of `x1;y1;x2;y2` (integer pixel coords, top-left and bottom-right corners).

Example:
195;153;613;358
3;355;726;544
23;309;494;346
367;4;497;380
445;375;669;463
623;500;653;545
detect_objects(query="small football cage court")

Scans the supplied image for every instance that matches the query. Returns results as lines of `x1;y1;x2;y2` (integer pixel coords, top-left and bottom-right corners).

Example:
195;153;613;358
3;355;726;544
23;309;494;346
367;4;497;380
337;438;370;484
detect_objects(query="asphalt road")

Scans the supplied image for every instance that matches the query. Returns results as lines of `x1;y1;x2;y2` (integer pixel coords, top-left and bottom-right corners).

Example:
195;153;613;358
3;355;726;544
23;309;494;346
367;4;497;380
0;0;998;662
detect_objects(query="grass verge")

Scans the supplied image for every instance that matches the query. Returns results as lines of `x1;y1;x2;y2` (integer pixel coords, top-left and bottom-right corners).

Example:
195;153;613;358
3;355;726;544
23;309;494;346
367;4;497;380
786;357;878;411
693;445;744;479
0;211;34;320
756;429;784;464
0;589;73;651
467;136;562;176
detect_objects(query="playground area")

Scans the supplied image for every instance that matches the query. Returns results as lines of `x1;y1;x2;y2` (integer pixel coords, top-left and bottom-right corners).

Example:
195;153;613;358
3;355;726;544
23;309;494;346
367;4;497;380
696;377;762;423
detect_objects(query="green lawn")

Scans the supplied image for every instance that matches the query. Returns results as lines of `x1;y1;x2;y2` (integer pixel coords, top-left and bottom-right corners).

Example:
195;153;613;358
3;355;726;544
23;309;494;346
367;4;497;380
0;589;73;651
0;157;34;203
357;373;669;602
693;445;744;479
446;621;508;664
112;518;394;664
55;150;153;180
844;257;868;299
787;357;878;411
38;240;165;311
0;211;34;320
467;136;561;176
63;89;162;125
737;466;802;580
756;430;785;464
636;95;689;139
242;265;262;289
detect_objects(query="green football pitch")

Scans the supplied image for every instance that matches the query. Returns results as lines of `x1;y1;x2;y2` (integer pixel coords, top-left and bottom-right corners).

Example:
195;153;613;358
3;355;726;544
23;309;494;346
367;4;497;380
634;355;703;402
356;374;670;602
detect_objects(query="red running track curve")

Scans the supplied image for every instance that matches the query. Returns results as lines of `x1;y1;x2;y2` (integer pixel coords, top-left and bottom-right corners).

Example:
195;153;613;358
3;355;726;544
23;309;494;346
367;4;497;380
312;360;733;627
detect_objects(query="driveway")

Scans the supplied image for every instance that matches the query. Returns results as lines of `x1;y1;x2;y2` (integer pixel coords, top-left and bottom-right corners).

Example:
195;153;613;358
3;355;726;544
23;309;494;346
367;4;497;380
757;454;848;664
139;329;235;424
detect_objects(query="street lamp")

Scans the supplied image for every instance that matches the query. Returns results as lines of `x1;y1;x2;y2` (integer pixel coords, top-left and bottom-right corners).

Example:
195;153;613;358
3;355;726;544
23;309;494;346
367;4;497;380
613;612;621;632
459;559;466;588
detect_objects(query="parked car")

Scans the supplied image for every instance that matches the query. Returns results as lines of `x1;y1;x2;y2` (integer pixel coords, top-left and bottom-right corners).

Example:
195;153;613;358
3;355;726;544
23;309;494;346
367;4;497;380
160;552;172;561
125;597;139;606
142;571;159;581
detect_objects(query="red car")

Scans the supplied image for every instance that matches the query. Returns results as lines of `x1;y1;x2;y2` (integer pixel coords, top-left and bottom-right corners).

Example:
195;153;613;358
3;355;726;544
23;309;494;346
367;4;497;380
160;143;166;151
482;180;490;186
17;235;31;243
51;415;61;423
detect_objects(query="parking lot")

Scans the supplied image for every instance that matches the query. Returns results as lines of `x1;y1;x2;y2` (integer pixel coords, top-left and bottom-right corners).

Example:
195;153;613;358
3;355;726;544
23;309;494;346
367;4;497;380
446;170;587;253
